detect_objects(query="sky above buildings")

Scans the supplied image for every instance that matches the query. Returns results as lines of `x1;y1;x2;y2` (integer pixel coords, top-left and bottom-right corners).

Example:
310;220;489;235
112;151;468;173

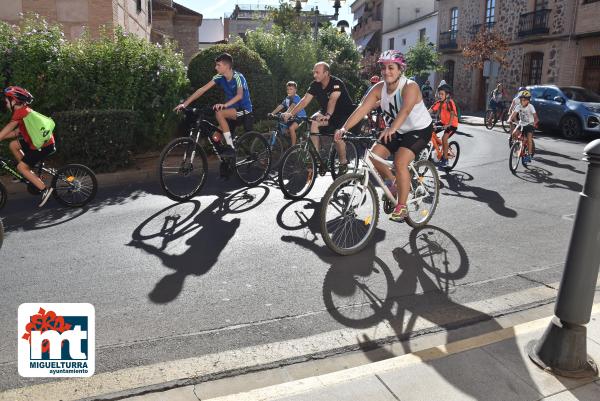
177;0;354;24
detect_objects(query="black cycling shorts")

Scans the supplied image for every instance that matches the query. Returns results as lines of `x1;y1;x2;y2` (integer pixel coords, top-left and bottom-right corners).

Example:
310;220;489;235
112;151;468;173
19;138;56;167
519;125;534;135
315;112;352;136
378;123;433;156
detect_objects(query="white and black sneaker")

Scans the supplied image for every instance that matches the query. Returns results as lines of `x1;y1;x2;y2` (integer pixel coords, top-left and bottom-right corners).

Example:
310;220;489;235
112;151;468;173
38;187;54;207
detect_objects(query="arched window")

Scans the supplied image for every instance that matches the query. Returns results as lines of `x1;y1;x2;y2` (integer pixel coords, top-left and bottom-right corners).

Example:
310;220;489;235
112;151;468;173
522;52;544;86
444;60;455;88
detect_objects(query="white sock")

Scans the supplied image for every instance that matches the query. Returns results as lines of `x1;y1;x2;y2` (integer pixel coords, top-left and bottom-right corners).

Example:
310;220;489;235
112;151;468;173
223;132;234;148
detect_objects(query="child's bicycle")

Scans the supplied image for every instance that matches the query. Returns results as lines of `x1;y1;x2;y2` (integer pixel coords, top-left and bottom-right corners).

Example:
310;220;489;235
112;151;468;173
417;122;460;170
158;106;271;202
320;138;440;255
264;113;307;169
0;153;98;210
509;125;536;173
277;117;362;200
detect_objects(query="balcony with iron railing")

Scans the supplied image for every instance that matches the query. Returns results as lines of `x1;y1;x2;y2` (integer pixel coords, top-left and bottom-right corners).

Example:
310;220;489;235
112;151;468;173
518;9;551;37
470;21;495;38
439;30;458;50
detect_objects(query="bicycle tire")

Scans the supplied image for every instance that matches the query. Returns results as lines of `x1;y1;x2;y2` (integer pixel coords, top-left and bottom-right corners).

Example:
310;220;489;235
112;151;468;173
405;160;440;228
320;172;380;256
447;141;460;170
501;112;511;133
0;217;3;250
234;131;271;187
509;141;522;173
262;131;288;170
0;181;6;210
484;110;495;130
278;144;317;199
51;164;98;207
158;137;208;202
329;140;359;180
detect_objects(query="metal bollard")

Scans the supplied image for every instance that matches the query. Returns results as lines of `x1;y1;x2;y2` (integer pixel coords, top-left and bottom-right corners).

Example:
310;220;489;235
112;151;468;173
527;139;600;378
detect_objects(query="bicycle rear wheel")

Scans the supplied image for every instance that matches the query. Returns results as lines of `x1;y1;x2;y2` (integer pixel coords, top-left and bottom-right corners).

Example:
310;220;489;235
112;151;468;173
405;160;439;228
51;164;98;207
320;173;379;256
0;181;6;210
509;141;522;173
484;110;495;130
159;137;207;202
278;144;317;199
234;131;271;187
329;140;359;179
446;141;460;170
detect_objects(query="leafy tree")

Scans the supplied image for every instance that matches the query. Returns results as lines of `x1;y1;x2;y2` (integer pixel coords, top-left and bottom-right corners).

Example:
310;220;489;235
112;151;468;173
462;30;508;70
404;39;443;84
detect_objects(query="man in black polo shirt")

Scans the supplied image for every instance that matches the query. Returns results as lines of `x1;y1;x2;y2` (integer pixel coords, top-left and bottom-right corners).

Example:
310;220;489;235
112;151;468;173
282;61;354;173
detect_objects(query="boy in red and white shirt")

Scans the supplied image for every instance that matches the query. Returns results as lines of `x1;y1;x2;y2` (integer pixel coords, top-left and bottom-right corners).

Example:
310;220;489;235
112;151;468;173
0;86;56;207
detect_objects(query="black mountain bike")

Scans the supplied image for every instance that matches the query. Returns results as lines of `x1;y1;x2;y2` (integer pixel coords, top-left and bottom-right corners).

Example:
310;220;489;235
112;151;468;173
0;154;98;210
158;107;271;202
277;117;363;200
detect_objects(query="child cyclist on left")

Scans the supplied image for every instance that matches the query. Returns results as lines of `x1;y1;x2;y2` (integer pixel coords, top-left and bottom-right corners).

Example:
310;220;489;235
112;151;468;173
0;86;56;207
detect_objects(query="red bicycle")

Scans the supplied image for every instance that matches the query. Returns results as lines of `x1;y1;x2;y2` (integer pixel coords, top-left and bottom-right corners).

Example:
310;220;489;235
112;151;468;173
509;126;536;173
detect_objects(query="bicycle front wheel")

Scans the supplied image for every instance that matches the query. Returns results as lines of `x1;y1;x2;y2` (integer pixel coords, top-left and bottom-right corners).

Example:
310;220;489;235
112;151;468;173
447;141;460;170
329;140;359;179
234;131;271;187
159;137;207;202
509;141;522;173
405;160;439;228
51;164;98;207
501;112;511;133
262;131;288;170
278;144;317;199
0;181;6;210
484;110;495;130
320;173;379;256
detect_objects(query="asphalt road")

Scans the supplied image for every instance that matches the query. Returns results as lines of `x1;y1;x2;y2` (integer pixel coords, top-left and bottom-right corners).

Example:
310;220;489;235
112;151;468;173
0;124;594;392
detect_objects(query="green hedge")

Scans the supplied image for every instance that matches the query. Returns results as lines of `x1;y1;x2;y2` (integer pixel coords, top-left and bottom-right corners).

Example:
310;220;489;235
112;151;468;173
0;15;187;151
187;43;276;121
52;110;139;172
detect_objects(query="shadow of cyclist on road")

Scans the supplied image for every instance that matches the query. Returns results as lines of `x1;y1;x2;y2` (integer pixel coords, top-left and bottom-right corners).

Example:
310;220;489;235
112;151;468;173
128;186;268;304
441;170;518;218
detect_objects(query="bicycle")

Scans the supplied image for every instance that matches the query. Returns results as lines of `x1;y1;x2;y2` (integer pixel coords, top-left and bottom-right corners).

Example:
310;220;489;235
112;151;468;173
0;217;3;249
277;118;361;200
158;107;271;202
417;122;460;170
264;113;307;169
484;101;511;133
509;126;536;173
0;153;98;210
320;138;440;255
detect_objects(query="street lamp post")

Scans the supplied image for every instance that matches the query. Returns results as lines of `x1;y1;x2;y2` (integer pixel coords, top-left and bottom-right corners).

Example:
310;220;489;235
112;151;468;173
290;1;346;41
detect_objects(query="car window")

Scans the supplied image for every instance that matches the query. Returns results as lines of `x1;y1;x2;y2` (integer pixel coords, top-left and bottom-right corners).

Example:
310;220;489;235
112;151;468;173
543;88;561;100
559;87;600;102
530;87;545;99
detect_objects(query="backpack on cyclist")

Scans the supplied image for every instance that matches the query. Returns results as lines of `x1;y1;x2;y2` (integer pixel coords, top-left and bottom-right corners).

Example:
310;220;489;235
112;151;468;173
23;110;55;149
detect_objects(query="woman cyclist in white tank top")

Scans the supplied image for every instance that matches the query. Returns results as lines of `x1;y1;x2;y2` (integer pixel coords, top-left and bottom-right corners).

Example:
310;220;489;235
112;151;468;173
334;50;433;222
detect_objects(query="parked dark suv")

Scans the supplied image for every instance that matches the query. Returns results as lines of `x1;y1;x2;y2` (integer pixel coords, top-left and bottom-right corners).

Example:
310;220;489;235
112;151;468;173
525;85;600;139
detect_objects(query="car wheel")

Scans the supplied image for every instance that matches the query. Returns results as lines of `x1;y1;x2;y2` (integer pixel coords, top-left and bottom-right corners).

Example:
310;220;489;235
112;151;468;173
560;116;582;139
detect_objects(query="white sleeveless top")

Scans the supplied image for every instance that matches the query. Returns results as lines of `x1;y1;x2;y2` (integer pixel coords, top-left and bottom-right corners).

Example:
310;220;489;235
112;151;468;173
380;76;432;134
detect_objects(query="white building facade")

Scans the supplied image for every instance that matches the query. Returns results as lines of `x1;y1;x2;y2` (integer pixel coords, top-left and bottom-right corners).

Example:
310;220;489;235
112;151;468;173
381;0;438;85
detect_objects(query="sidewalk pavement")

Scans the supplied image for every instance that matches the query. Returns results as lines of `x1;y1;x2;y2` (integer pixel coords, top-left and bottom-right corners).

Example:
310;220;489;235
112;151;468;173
123;306;600;401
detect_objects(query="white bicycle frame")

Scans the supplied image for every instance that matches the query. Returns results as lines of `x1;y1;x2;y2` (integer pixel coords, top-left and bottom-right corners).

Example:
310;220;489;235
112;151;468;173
345;146;431;212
